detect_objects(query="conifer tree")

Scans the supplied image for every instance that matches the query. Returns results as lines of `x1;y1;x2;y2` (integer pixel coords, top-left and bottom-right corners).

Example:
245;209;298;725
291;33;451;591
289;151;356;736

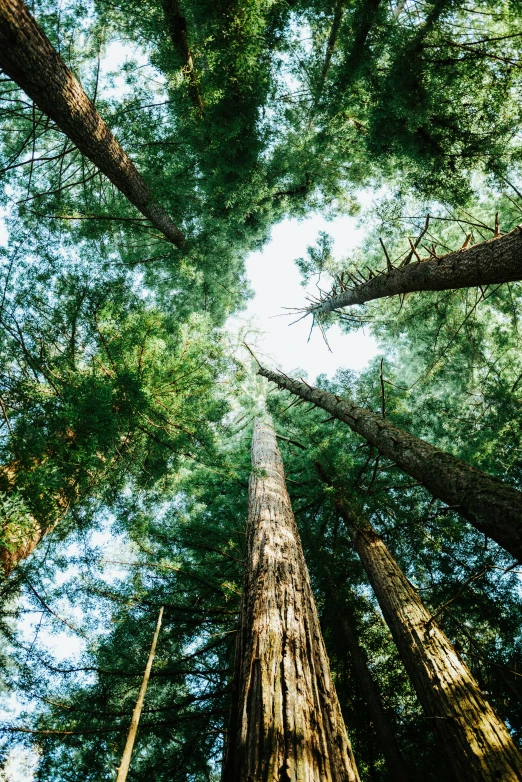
258;367;522;560
0;0;185;246
223;416;359;781
315;464;522;781
0;271;228;575
309;226;522;316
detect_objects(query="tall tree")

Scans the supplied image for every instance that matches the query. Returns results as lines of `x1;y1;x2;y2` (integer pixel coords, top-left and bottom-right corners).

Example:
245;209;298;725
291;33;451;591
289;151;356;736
323;578;412;782
315;472;522;781
308;226;522;316
223;416;360;781
258;367;522;560
0;0;186;246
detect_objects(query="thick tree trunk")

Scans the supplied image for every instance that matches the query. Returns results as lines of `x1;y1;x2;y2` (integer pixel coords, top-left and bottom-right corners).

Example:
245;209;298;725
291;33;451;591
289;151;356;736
0;516;51;577
332;495;522;781
162;0;205;117
222;417;360;782
310;227;522;315
328;589;412;782
0;0;185;247
258;367;522;561
0;463;70;577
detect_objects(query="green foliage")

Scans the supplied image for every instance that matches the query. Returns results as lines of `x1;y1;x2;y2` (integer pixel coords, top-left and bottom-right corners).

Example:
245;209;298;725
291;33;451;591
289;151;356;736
2;0;522;778
0;264;230;541
0;492;34;555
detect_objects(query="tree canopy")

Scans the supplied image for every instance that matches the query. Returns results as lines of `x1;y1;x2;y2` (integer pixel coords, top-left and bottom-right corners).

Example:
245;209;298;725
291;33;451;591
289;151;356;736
1;0;522;778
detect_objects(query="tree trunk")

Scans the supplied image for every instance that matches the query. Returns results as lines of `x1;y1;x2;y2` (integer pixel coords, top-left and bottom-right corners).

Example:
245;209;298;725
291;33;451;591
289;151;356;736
162;0;205;117
315;0;347;99
310;227;522;316
0;462;71;577
117;606;164;782
330;494;522;781
258;367;522;561
0;515;53;577
340;0;382;86
0;0;186;247
222;417;360;782
328;588;412;782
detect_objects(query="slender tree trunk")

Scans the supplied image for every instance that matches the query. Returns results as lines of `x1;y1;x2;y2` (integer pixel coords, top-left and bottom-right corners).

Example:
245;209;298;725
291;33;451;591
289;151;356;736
258;367;522;561
327;588;412;782
116;606;164;782
310;227;522;316
162;0;205;117
315;0;347;99
0;0;186;247
222;417;360;782
326;491;522;781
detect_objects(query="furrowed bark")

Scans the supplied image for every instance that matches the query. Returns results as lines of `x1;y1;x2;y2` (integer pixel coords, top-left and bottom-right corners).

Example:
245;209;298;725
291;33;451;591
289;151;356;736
0;0;186;247
327;587;412;782
223;417;360;782
162;0;205;117
310;227;522;315
258;368;522;560
331;494;522;781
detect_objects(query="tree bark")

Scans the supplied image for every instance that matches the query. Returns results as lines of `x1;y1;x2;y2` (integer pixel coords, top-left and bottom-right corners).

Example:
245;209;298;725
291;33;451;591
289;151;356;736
162;0;205;117
309;227;522;316
258;367;522;561
327;588;412;782
329;492;522;782
0;462;72;577
222;417;360;782
117;606;164;782
0;0;186;247
0;515;54;577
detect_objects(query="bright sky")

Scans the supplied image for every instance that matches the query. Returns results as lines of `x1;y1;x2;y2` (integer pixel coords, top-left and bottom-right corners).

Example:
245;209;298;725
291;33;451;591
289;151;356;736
232;213;378;380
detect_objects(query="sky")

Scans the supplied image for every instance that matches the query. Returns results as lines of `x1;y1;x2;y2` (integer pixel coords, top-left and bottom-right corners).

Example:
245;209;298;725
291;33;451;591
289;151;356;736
231;213;378;380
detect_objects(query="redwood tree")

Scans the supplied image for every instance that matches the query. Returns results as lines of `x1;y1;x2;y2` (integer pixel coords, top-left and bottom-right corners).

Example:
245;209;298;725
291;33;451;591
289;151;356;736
223;416;360;781
0;0;185;247
258;367;522;561
320;483;522;782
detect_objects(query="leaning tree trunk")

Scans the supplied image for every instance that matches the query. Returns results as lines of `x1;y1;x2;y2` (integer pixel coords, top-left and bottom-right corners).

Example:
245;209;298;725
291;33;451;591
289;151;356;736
329;490;522;781
117;607;164;782
222;417;360;782
258;367;522;561
0;0;186;247
327;587;412;782
309;227;522;316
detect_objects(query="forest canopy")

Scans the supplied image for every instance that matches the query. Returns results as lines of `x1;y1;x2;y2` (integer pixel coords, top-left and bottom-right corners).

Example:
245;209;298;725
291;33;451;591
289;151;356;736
1;0;522;779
